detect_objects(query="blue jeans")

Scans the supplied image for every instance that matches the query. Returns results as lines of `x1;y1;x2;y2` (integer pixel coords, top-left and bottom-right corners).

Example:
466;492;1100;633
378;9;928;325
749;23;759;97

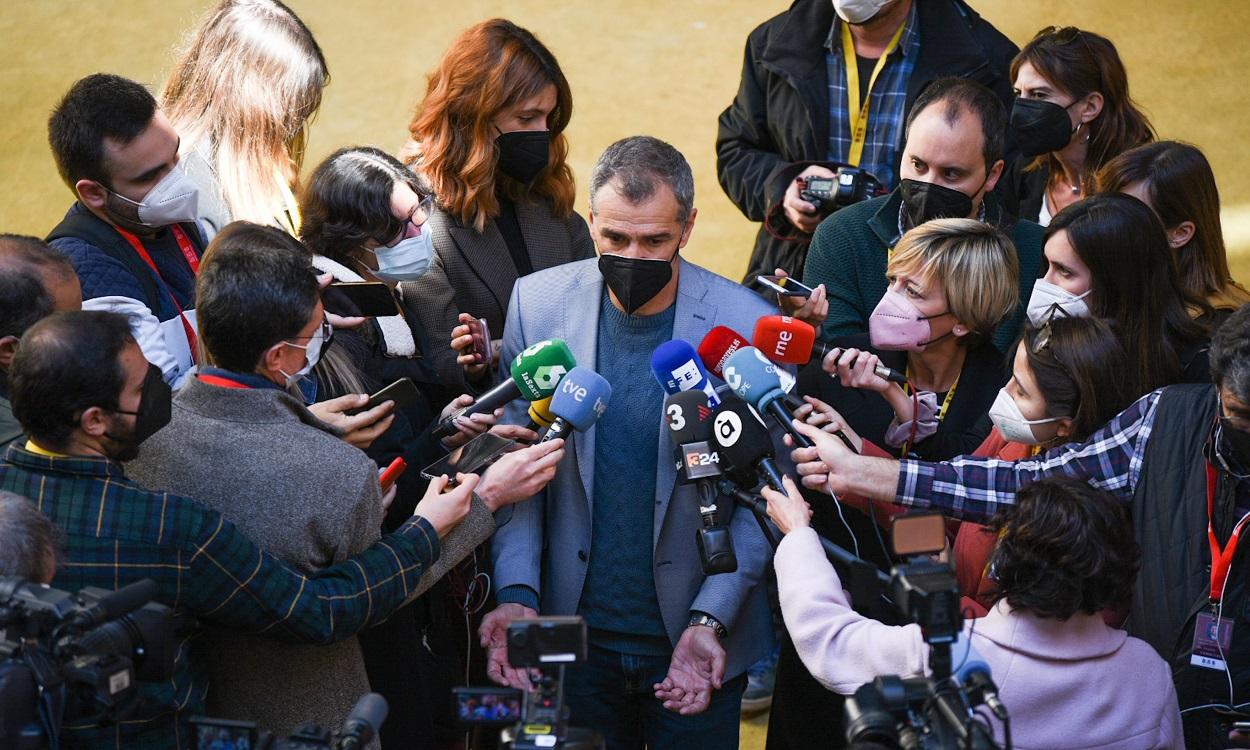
563;643;747;750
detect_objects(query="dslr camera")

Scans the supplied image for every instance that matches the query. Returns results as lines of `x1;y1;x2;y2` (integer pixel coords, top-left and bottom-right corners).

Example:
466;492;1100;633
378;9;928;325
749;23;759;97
800;167;887;213
454;616;603;750
0;577;181;750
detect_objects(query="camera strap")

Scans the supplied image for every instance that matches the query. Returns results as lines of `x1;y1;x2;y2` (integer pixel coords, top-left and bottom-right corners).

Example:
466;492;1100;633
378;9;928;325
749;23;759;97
840;20;906;168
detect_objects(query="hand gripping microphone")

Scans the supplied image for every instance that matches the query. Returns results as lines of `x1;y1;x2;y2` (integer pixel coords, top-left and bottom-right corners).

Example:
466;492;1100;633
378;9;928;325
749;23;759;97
434;339;576;439
698;325;797;395
664;391;737;575
708;399;786;492
722;346;813;449
752;315;906;385
334;692;388;750
651;339;721;407
539;366;612;444
958;660;1009;721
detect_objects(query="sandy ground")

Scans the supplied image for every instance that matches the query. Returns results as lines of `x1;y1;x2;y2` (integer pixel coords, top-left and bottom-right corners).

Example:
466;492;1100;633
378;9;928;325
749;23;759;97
1;1;1247;746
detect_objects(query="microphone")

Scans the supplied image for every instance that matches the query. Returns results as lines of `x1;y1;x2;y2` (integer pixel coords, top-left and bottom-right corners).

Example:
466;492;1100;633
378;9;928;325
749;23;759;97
335;692;389;750
698;326;798;395
664;391;737;575
958;660;1009;721
72;578;159;629
525;396;555;432
722;346;813;449
539;366;612;444
752;315;906;385
434;339;576;439
708;399;786;492
651;340;721;407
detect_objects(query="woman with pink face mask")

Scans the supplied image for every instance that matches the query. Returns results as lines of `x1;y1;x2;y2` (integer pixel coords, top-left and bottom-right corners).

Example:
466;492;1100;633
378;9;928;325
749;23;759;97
796;218;1019;461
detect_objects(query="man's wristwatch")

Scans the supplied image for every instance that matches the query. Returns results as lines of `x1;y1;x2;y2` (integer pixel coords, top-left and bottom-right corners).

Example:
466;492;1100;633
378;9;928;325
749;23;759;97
689;612;727;640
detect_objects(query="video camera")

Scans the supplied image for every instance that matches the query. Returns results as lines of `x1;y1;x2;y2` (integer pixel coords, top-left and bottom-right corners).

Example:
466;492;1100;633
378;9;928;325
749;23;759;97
454;616;603;750
0;577;182;750
800;167;887;214
188;692;387;750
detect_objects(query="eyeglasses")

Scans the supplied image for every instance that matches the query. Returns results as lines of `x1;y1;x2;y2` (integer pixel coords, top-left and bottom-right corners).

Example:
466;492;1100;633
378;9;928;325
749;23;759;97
385;194;435;248
288;315;333;346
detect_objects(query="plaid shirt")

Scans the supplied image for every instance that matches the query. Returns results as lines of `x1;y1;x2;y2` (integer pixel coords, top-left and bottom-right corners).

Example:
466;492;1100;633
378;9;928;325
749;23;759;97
824;2;920;189
895;390;1164;522
0;444;439;750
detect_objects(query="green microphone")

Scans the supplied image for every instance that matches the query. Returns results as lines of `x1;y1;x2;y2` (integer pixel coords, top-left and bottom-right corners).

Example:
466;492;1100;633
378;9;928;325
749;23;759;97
432;338;576;439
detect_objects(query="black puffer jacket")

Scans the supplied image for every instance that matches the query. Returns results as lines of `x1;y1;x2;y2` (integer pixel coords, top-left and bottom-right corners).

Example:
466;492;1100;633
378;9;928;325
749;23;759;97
716;0;1019;285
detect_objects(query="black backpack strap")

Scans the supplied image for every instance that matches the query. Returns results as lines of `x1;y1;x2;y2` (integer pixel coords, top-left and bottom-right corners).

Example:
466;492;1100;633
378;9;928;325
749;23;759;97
47;212;162;308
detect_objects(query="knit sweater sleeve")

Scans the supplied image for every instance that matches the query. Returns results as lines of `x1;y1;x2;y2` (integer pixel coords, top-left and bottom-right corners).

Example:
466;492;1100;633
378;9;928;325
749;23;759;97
806;211;871;342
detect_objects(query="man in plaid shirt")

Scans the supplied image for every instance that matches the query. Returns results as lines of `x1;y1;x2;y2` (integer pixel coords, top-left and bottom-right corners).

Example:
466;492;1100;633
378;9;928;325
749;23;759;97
2;310;477;750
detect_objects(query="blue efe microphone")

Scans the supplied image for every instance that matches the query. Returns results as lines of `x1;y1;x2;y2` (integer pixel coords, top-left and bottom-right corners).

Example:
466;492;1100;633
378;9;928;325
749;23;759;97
540;365;612;443
722;346;812;448
650;339;721;407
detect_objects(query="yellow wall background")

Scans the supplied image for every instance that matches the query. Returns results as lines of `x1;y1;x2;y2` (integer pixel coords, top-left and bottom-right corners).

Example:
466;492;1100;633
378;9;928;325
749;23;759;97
2;0;1248;283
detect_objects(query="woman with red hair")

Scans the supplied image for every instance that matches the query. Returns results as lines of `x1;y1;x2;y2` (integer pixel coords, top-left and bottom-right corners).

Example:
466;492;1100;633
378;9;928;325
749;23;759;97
401;19;593;393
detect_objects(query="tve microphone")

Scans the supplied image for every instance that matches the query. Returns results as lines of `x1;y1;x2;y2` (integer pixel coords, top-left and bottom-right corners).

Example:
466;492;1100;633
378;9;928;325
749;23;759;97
722;346;813;449
651;339;721;407
665;391;737;575
709;399;786;492
335;692;389;750
540;366;611;443
753;315;906;385
434;339;575;438
699;326;797;395
958;661;1009;721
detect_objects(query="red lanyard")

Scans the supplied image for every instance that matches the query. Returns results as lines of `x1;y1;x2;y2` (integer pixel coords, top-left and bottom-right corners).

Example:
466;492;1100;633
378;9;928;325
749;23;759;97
1206;462;1250;602
197;373;251;389
114;225;200;362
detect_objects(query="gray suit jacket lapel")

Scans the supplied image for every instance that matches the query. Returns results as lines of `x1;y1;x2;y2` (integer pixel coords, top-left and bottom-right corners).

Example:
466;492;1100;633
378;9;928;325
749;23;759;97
563;264;603;509
653;260;715;547
516;199;570;271
447;222;514;319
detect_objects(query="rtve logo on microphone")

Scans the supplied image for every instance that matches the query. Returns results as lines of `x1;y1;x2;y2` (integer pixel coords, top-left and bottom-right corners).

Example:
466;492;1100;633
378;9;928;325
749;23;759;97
772;329;793;359
560;376;608;417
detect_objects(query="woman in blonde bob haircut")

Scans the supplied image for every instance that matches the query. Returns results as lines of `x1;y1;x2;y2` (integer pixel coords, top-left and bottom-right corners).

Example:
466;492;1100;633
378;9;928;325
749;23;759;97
162;0;328;235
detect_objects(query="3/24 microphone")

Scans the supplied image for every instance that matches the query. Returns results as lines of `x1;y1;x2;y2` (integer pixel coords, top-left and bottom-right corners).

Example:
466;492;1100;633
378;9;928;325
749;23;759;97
664;390;737;575
752;315;906;385
433;338;576;439
722;346;813;449
651;339;721;407
539;366;612;443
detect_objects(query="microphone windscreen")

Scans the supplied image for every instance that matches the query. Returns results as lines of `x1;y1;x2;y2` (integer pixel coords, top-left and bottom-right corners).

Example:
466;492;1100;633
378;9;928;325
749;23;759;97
753;316;816;365
722;346;785;409
664;390;713;445
697;326;749;378
510;339;577;401
956;659;992;684
651;339;720;405
527;396;555;428
708;399;774;476
342;692;389;738
95;578;159;623
548;366;612;432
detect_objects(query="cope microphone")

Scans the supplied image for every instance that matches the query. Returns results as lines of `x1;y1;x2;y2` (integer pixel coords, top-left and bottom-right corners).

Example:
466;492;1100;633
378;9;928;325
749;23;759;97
752;316;906;385
664;391;737;575
335;692;389;750
708;399;786;492
651;340;721;407
539;366;612;444
722;346;813;449
434;339;575;439
698;326;797;395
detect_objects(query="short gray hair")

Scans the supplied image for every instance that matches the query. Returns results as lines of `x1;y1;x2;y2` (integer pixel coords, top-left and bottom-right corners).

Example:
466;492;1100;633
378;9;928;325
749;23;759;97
589;136;694;225
0;491;60;583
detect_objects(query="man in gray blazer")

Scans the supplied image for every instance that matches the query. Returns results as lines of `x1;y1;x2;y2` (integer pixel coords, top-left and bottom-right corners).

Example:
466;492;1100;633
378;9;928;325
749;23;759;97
481;136;782;749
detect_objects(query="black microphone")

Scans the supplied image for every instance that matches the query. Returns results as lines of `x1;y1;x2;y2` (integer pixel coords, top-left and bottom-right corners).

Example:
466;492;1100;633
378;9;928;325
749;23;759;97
708;399;786;492
72;578;159;629
665;391;737;575
959;661;1009;721
335;693;389;750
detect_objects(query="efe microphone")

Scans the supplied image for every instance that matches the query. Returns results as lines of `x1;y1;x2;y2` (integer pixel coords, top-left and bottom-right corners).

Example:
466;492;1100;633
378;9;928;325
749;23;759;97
752;315;906;385
664;390;737;575
539;366;612;443
651;339;721;407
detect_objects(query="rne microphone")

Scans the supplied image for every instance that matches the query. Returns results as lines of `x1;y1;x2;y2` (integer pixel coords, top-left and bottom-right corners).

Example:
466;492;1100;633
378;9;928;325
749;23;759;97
698;325;797;394
752;315;906;385
722;346;813;449
651;339;720;407
708;399;786;492
434;338;576;439
539;366;612;443
665;391;737;575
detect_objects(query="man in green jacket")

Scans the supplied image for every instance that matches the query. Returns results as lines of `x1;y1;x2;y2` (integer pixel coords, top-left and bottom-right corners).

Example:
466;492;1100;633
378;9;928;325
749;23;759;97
803;77;1043;353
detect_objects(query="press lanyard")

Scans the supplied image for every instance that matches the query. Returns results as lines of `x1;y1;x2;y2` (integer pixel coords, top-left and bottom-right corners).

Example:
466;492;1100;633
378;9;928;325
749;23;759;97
1206;462;1250;603
900;367;960;458
840;19;906;167
114;225;200;362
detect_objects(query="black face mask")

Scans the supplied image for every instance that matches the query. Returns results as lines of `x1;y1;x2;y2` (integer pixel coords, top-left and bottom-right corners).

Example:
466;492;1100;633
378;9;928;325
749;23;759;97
496;130;550;184
106;364;172;460
598;246;679;315
1010;98;1077;158
899;179;975;228
1217;419;1250;476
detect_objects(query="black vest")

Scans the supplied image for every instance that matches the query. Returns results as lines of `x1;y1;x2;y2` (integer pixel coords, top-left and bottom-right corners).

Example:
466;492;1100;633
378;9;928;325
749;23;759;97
1131;384;1249;748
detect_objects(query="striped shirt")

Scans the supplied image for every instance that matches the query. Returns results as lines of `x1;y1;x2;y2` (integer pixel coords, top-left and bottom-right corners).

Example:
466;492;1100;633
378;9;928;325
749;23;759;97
0;444;439;750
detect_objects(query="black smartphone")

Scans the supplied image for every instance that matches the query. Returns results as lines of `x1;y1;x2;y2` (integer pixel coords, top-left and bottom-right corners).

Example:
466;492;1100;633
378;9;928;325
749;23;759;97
757;274;814;298
452;686;523;726
421;432;516;482
350;378;419;415
325;281;399;318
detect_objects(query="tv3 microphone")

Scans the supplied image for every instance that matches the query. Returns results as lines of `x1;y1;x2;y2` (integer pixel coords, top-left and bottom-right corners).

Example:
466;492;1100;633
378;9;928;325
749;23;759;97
664;390;737;575
651;339;721;407
752;316;906;385
698;325;797;395
433;338;576;439
539;366;612;443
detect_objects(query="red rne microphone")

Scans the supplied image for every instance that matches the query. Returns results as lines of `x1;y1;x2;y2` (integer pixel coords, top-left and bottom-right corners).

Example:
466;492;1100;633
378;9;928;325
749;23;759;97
697;326;750;379
752;315;907;385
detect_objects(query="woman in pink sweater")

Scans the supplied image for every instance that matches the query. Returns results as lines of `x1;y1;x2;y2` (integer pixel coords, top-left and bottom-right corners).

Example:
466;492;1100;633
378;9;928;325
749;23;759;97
764;475;1182;750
